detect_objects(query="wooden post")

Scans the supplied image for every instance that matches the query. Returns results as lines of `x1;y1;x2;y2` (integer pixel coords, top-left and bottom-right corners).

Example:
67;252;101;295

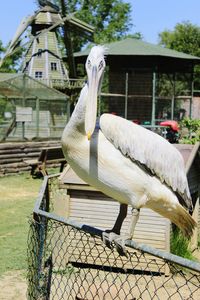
151;72;156;125
189;74;194;119
22;74;26;139
67;98;71;123
125;72;128;119
171;73;176;120
36;98;40;138
22;121;25;140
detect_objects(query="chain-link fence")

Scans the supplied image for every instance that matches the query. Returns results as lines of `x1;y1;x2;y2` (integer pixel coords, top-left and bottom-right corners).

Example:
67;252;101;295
27;175;200;299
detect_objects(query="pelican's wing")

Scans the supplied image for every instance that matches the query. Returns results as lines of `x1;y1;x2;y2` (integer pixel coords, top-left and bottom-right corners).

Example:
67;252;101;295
100;113;191;208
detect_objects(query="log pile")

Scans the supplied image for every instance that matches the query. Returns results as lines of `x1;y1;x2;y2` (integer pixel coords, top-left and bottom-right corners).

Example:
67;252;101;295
0;141;61;176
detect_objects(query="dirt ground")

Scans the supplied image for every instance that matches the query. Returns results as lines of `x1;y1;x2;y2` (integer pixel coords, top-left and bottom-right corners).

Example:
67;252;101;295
0;270;199;300
0;271;27;300
0;250;199;300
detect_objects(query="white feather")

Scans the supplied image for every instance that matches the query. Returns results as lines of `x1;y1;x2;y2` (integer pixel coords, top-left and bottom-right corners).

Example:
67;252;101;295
100;113;191;208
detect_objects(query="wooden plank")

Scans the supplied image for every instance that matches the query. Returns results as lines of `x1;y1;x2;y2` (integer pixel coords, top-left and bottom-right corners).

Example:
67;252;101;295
0;141;62;174
59;184;98;191
185;142;200;174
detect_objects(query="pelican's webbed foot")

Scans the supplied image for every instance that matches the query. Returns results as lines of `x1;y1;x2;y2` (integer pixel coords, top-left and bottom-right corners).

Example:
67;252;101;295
102;231;128;257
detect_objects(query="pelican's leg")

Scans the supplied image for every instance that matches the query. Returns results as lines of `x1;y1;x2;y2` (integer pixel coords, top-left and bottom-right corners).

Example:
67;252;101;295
102;204;128;256
106;203;128;235
102;206;140;257
127;208;140;239
113;208;140;256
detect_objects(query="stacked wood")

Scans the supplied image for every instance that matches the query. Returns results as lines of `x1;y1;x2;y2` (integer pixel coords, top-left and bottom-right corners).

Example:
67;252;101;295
0;141;61;176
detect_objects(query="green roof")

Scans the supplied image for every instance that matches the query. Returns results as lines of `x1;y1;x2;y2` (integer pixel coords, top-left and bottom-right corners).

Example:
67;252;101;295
0;73;19;81
74;38;200;62
0;73;68;100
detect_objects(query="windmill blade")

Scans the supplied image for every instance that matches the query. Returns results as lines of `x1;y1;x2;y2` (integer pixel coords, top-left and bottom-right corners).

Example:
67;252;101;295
0;14;64;67
0;11;94;68
38;0;59;11
65;14;94;34
0;13;37;67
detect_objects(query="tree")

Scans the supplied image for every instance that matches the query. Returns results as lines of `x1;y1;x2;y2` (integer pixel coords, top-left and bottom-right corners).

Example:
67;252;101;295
0;39;23;73
159;21;200;57
159;21;200;89
75;0;132;45
36;0;133;50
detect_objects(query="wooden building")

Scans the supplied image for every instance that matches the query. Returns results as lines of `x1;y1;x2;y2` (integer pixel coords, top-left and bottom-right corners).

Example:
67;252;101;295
23;5;69;85
58;143;200;254
74;38;200;124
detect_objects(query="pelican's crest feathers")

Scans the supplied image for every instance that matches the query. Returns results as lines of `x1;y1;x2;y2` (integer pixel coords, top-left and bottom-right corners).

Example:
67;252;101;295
88;45;107;60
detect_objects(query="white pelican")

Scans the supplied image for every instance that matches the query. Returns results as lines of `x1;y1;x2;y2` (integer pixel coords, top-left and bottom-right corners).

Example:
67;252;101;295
62;45;196;253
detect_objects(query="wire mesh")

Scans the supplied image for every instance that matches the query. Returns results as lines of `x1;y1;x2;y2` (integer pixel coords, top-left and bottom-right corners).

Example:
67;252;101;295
27;175;200;299
27;216;200;300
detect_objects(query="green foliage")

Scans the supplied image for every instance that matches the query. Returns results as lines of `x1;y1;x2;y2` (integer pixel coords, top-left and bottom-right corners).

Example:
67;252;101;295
179;118;200;144
0;35;23;73
171;227;194;260
159;21;200;57
48;0;133;50
0;40;5;55
159;21;200;89
0;47;23;73
79;0;132;44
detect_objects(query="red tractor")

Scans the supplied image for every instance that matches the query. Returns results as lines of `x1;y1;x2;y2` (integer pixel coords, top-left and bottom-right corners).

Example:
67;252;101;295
160;120;179;144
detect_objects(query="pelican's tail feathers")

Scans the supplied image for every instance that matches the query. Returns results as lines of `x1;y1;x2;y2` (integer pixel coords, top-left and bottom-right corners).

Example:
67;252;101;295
171;204;196;238
149;201;196;238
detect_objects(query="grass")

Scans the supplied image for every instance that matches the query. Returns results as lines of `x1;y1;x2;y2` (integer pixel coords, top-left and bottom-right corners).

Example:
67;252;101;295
170;227;195;260
0;173;42;276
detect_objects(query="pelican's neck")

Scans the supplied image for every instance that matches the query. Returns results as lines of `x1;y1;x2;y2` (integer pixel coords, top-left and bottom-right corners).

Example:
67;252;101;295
64;83;88;135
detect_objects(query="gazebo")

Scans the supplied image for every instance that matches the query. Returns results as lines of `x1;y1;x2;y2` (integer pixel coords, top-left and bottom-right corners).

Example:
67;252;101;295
74;38;200;125
0;73;69;140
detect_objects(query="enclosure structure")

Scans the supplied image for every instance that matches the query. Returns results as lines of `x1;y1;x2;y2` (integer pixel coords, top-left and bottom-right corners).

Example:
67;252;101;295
74;38;200;124
175;142;200;248
27;174;200;299
0;73;69;141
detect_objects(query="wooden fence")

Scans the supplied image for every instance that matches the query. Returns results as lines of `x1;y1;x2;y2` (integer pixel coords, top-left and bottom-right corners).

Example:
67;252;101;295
0;141;61;176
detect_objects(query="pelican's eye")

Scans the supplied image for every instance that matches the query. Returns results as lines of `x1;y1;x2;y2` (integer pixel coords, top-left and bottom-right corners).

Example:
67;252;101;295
98;60;104;71
87;59;92;69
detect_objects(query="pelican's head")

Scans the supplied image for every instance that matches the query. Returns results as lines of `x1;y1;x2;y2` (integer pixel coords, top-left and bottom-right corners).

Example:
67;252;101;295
85;45;106;140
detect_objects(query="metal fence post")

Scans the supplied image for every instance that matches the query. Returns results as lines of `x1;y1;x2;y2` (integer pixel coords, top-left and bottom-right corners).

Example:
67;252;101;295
151;72;156;125
125;72;128;119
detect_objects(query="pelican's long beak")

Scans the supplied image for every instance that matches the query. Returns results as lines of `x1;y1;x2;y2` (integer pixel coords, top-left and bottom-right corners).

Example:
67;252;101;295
85;65;98;140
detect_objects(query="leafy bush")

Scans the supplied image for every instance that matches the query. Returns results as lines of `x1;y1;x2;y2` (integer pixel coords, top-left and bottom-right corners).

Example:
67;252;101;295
179;118;200;144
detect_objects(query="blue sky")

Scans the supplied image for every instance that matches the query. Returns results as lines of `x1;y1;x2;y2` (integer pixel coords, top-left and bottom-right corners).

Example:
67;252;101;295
0;0;199;46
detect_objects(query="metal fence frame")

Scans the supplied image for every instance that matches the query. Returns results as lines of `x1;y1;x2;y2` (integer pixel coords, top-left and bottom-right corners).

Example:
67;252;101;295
27;174;200;299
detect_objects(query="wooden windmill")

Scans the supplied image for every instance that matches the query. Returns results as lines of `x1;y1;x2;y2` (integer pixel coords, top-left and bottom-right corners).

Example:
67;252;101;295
1;1;94;89
23;4;69;85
